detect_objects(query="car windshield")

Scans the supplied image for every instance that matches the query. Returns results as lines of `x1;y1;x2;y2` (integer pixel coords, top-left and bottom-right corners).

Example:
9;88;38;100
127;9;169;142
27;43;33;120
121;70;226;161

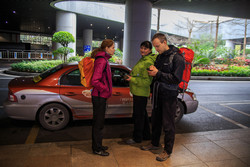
33;64;63;83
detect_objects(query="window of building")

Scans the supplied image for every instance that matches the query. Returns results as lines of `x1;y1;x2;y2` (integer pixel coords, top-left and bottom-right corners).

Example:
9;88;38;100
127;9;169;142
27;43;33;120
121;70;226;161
20;34;52;47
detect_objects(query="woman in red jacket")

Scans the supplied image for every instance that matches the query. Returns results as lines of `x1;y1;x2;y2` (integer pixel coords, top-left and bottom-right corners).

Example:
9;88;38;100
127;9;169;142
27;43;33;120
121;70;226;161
91;39;115;156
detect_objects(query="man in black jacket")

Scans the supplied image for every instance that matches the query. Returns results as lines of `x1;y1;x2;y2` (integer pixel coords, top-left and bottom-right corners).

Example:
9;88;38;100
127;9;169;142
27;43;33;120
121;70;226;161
141;33;185;162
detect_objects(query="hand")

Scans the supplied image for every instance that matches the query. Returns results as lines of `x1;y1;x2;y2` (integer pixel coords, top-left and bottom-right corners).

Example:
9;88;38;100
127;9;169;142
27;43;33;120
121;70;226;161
125;75;131;81
147;65;158;77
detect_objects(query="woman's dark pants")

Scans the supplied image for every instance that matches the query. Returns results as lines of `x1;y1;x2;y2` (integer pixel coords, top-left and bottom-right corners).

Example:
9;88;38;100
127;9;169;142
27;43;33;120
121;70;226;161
92;96;107;151
132;95;151;143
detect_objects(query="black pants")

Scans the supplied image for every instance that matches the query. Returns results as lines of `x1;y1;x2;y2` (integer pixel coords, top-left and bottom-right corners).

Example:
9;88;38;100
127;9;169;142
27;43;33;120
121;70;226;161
132;95;151;143
151;96;177;155
92;96;107;151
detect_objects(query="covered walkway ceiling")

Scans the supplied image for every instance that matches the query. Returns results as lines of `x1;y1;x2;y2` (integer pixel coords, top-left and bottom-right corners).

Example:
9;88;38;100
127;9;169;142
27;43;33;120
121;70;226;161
110;0;250;19
152;0;250;19
0;0;249;40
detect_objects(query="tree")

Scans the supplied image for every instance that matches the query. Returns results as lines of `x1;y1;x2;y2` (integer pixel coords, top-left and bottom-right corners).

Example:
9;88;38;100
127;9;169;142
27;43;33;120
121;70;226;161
52;31;75;62
214;16;220;52
193;16;230;54
187;34;226;66
166;34;188;46
175;17;207;44
228;19;250;57
243;19;248;57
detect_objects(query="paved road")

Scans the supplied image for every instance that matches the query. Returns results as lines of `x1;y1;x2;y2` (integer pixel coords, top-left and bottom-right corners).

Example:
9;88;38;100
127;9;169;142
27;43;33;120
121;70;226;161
0;70;250;145
176;80;250;133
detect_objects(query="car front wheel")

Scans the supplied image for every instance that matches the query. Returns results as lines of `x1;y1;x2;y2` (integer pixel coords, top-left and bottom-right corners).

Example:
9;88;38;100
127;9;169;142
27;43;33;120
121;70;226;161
39;103;70;131
175;100;184;123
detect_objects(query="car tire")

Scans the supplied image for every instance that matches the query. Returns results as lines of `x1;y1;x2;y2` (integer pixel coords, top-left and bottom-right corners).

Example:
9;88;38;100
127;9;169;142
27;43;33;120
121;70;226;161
39;103;70;131
175;100;184;123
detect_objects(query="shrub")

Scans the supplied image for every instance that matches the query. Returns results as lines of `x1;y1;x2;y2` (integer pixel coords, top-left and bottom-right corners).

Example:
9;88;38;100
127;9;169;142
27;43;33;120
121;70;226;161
192;65;250;77
245;59;250;65
11;60;63;73
68;56;82;62
214;56;249;66
193;55;210;66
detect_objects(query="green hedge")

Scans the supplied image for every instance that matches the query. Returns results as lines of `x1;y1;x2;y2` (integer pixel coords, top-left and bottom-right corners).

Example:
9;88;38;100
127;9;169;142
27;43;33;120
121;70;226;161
191;66;250;77
11;60;63;73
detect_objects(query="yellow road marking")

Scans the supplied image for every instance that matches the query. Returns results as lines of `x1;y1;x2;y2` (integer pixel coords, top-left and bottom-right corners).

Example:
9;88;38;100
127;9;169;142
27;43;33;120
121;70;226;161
199;105;248;129
25;124;40;144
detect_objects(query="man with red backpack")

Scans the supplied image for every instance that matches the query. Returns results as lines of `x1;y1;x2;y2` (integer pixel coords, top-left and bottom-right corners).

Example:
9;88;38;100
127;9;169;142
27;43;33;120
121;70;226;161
141;33;185;162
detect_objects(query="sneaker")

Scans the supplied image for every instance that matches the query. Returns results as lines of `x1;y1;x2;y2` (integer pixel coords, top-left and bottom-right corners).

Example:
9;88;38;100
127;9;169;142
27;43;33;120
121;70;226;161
125;138;137;144
101;146;108;150
93;150;109;156
141;144;161;151
156;150;170;162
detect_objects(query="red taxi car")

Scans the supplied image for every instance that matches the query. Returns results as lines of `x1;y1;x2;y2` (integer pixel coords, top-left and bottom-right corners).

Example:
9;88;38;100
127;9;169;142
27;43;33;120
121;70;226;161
4;62;198;131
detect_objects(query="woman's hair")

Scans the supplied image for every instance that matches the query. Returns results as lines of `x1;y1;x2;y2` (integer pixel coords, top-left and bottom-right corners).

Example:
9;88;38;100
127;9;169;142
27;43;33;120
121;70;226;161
152;33;167;43
140;41;152;50
91;39;114;58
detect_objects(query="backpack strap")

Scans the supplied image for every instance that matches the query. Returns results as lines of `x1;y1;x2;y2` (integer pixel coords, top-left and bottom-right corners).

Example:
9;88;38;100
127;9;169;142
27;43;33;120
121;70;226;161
169;53;175;69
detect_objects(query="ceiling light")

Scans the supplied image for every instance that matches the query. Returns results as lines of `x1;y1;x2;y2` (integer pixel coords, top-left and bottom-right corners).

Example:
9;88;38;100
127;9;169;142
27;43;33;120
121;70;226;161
107;27;110;29
90;24;93;26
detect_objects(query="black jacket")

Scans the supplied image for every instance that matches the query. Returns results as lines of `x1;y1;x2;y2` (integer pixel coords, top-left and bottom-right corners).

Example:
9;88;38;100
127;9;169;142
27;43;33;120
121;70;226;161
153;45;185;97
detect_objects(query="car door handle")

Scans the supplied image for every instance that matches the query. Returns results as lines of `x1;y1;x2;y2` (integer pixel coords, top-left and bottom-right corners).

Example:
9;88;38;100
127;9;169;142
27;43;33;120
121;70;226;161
64;92;76;96
113;92;121;96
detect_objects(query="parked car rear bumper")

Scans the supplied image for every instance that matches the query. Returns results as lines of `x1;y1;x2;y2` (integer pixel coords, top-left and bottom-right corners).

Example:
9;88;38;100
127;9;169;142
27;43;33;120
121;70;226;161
3;100;38;120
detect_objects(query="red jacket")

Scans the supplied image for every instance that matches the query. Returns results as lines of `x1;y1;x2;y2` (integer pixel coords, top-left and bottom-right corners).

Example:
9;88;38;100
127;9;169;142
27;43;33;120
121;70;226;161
91;51;112;98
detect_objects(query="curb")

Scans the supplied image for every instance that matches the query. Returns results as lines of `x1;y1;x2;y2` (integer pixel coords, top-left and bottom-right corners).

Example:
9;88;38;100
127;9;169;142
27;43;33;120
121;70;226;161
191;76;250;81
4;69;39;76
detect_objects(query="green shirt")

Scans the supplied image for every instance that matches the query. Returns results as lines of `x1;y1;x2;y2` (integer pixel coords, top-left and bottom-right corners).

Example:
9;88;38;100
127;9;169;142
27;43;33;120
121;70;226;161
129;53;158;97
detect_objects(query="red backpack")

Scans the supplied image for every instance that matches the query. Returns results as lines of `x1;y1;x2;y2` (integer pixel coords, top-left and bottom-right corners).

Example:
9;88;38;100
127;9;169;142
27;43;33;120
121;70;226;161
178;48;194;90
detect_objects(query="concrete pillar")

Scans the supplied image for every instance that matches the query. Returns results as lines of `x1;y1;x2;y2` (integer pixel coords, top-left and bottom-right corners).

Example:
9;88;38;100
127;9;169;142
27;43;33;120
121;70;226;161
82;29;93;55
123;0;152;68
225;40;234;50
56;11;77;57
